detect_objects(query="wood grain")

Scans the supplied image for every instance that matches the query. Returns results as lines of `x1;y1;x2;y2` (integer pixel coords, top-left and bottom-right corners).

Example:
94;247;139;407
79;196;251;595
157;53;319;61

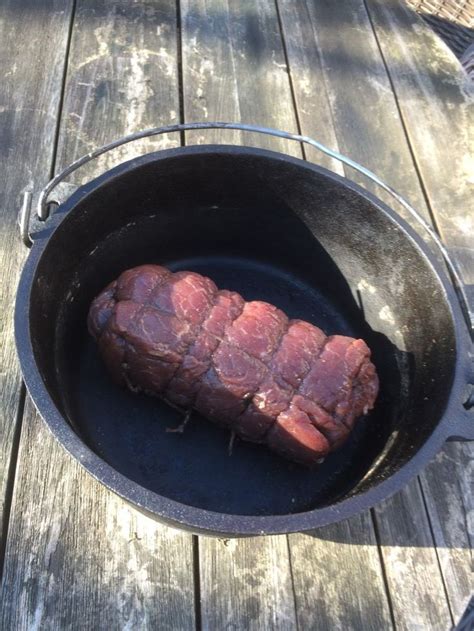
272;0;343;172
0;0;75;561
278;0;430;222
419;443;474;622
199;536;297;631
1;401;195;631
289;513;393;631
181;0;300;154
0;2;196;629
56;0;182;183
373;479;453;630
367;0;474;285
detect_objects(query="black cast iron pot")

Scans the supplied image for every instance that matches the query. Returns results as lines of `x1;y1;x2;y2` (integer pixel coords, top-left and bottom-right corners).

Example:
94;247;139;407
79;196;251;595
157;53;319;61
15;123;474;537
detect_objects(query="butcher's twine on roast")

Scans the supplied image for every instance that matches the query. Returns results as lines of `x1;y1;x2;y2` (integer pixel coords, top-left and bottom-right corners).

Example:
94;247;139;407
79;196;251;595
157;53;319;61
88;265;379;466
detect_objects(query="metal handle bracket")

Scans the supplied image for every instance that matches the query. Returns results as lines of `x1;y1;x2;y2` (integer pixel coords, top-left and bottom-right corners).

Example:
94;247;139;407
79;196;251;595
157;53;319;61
19;182;79;248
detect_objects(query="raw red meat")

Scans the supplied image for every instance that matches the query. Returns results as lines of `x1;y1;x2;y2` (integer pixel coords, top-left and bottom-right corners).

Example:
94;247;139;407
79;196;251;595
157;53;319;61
88;265;379;466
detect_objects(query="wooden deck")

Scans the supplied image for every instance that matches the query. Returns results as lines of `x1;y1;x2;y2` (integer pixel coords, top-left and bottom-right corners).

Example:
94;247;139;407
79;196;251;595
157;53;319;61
0;1;472;629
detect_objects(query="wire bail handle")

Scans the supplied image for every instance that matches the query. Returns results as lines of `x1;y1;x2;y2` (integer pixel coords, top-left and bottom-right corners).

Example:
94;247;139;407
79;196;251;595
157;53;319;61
21;121;472;332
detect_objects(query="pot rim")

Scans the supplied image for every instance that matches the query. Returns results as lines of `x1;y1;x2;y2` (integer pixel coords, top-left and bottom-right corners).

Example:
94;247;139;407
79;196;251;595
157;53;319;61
15;144;471;536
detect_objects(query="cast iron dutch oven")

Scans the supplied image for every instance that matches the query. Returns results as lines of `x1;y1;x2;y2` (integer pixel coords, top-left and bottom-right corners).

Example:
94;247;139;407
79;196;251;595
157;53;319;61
15;123;474;536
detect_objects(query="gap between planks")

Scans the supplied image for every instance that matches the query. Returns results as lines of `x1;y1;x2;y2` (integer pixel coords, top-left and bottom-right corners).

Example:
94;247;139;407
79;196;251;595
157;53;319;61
0;386;25;580
0;0;78;564
362;0;440;233
50;0;78;178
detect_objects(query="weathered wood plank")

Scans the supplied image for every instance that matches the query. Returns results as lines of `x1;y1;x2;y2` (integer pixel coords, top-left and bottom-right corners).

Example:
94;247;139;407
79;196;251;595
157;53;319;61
373;479;453;630
199;536;296;631
1;401;195;631
279;0;458;627
56;0;181;182
181;0;241;147
272;0;343;172
0;0;75;561
288;513;394;631
279;0;429;222
366;0;474;285
0;2;196;629
182;2;394;629
419;443;474;621
181;0;300;154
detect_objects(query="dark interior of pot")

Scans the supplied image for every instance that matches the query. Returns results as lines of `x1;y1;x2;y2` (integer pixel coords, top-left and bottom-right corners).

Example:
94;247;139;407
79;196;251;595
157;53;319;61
28;147;456;516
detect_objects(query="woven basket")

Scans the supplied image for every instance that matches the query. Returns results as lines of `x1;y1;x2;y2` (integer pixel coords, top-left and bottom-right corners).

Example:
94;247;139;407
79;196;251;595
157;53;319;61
407;0;474;59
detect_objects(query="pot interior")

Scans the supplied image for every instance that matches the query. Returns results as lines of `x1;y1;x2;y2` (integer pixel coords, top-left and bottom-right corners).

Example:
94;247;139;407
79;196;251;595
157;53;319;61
27;147;456;517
